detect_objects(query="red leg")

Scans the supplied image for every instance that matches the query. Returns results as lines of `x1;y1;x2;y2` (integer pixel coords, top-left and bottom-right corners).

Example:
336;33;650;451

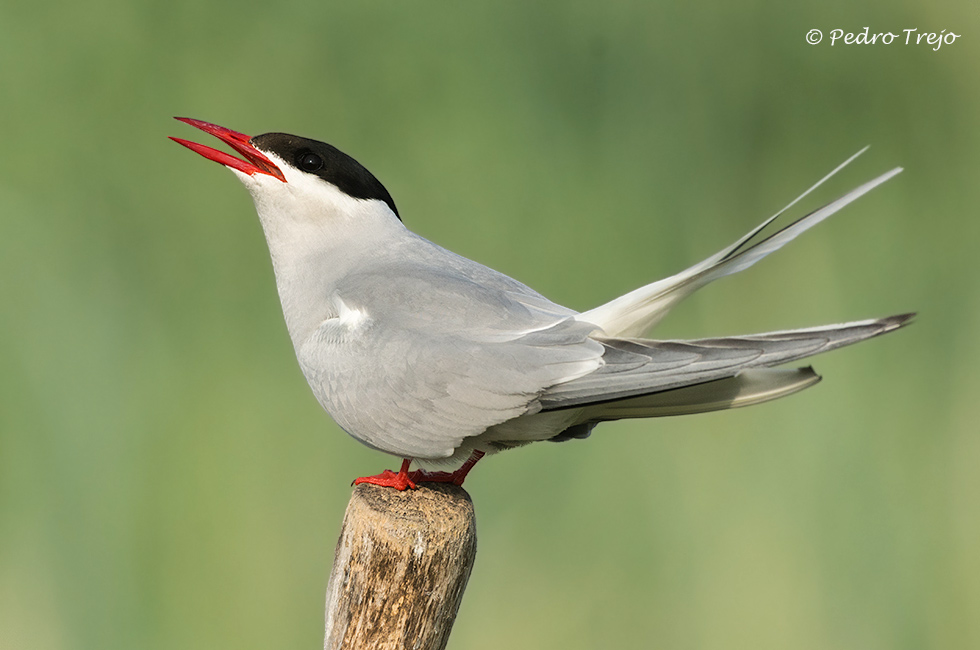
353;458;417;491
409;450;486;487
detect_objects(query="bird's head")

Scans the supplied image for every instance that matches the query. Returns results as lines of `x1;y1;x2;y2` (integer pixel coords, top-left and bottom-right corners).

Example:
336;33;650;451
170;118;401;235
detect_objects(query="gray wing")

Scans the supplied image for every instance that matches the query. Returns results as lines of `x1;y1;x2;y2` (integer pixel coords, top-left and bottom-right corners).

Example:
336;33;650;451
297;263;604;459
540;314;914;411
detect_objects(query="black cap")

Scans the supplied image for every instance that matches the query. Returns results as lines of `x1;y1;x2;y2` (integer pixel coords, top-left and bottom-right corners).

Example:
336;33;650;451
251;133;399;220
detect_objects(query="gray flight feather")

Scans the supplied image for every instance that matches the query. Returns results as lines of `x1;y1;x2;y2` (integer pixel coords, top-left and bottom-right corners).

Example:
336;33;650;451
582;367;823;420
539;314;914;411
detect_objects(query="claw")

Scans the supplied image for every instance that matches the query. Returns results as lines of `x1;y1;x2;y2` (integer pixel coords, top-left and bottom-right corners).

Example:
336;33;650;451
353;459;417;491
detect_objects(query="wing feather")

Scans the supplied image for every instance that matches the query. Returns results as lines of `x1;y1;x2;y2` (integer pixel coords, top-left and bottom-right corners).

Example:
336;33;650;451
298;267;603;459
540;314;913;411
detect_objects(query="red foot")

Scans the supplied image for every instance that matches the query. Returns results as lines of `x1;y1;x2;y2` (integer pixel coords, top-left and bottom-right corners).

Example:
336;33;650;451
409;450;485;487
408;469;459;484
353;451;487;490
353;459;417;491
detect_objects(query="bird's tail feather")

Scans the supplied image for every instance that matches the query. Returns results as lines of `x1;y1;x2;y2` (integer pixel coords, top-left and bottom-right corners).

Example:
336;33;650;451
578;150;903;338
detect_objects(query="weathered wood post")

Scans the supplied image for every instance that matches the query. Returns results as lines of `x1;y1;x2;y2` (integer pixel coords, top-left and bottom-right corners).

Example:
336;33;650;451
324;483;477;650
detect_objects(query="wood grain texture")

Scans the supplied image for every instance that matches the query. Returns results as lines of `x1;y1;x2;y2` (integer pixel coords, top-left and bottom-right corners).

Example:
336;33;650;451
324;483;477;650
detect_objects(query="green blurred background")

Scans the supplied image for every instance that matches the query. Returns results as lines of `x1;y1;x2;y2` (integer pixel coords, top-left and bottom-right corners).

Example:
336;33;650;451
1;1;977;648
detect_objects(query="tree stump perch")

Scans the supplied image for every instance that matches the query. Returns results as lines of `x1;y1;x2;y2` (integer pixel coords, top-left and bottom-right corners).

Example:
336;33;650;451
324;483;477;650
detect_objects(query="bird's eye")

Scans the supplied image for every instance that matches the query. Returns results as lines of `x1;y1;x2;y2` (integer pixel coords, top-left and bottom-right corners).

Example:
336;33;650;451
299;152;323;172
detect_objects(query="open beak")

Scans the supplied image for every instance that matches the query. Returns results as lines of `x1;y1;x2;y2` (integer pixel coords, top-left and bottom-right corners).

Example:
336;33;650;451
170;117;286;182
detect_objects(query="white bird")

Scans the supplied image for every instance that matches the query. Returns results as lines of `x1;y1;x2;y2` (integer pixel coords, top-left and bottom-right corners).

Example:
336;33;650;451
172;118;912;490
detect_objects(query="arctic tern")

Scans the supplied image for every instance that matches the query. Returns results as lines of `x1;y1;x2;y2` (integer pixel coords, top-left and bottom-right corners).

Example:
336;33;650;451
172;118;912;490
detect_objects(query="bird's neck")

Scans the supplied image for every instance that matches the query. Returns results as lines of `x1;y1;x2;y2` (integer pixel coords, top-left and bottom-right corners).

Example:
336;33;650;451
255;208;406;351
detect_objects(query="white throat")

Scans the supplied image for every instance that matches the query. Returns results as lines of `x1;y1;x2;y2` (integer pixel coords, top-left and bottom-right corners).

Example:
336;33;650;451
233;159;406;349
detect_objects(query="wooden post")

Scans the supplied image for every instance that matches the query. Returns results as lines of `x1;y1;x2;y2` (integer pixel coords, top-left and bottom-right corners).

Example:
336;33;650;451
324;483;477;650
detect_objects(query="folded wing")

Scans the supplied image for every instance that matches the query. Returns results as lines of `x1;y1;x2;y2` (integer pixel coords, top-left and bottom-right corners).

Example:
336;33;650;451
541;314;914;414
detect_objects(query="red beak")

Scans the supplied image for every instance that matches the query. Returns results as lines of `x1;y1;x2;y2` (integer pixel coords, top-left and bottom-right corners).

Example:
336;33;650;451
170;117;286;182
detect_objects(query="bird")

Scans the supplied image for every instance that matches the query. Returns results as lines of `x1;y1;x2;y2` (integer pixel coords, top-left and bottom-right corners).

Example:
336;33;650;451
171;117;912;490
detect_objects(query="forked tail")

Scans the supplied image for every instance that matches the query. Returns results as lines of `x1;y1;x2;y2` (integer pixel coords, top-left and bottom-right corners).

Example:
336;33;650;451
579;149;903;338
